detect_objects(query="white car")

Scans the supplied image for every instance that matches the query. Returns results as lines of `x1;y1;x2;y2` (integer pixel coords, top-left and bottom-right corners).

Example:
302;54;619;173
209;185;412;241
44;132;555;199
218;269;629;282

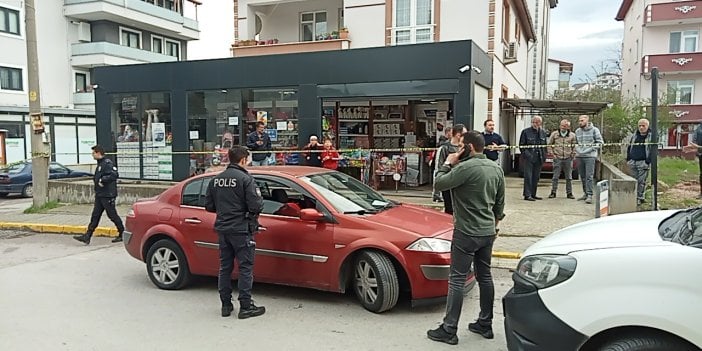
503;209;702;351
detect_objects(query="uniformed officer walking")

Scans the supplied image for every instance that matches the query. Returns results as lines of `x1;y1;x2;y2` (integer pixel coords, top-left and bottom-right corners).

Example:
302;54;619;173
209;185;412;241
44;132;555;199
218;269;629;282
73;145;125;245
205;145;266;319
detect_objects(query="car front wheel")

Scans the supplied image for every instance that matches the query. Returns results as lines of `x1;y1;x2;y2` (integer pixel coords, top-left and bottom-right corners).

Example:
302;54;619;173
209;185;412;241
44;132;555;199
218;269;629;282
353;251;399;313
146;239;191;290
598;333;692;351
22;184;32;198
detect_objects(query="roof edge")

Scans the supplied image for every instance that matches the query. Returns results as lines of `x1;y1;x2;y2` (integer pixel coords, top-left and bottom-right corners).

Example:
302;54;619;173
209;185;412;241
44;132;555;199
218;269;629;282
513;0;537;42
615;0;633;21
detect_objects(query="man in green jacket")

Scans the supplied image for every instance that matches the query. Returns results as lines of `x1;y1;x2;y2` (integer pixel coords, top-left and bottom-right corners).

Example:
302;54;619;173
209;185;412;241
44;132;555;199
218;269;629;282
427;130;506;346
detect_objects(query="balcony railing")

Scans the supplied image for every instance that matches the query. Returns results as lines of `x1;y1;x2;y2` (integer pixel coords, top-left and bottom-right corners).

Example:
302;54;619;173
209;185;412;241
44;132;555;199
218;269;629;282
642;52;702;74
646;0;702;26
231;38;351;58
71;41;178;68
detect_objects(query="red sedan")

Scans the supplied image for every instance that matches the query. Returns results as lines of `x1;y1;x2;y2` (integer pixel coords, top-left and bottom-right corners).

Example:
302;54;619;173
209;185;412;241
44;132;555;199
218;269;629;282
123;166;474;313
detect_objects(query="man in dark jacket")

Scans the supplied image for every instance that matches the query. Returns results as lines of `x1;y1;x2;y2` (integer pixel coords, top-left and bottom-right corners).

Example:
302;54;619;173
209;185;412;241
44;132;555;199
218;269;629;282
205;145;266;319
519;116;548;201
303;135;324;167
246;122;272;165
73;145;124;245
435;124;466;214
626;118;652;206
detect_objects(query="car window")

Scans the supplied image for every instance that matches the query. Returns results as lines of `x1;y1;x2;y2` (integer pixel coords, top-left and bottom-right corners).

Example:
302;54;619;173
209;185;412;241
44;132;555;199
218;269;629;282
182;179;204;207
49;163;68;173
660;207;702;248
301;172;391;214
254;177;316;218
1;163;26;174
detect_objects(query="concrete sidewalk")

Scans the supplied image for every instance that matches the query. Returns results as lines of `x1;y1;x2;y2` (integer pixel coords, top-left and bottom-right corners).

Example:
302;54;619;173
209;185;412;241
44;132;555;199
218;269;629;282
0;176;594;268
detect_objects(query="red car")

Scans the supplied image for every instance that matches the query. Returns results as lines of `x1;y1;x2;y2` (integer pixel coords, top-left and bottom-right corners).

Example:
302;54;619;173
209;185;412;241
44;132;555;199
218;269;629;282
123;166;474;313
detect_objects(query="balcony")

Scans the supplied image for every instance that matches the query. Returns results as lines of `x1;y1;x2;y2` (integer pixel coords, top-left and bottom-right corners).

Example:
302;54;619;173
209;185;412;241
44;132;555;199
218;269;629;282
645;0;702;26
64;0;199;40
73;92;95;107
667;104;702;123
642;52;702;74
71;42;178;68
231;39;351;58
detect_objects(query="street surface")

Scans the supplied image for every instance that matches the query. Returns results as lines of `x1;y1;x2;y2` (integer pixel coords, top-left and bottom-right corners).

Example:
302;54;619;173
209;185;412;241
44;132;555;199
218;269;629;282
0;232;512;351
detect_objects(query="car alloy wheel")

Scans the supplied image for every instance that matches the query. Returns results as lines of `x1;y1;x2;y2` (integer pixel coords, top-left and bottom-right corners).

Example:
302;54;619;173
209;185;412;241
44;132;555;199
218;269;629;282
146;239;191;290
353;251;399;313
22;184;33;198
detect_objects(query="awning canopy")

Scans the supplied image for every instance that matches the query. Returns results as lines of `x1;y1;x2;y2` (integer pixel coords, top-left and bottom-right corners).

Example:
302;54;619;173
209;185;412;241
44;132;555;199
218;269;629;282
501;98;611;116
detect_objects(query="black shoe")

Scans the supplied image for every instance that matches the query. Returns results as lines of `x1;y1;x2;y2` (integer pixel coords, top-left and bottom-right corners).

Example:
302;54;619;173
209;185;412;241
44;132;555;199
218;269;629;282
548;193;556;198
427;325;458;345
567;193;575;199
221;304;234;317
468;321;494;339
533;196;543;200
524;197;536;201
238;303;266;319
111;236;123;243
73;234;90;245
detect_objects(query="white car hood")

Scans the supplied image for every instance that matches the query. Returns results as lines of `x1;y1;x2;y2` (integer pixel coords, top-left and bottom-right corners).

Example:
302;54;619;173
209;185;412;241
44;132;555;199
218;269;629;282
524;210;681;256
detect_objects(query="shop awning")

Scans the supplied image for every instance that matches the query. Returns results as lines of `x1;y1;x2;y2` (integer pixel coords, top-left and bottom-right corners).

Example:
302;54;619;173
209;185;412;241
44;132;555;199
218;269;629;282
501;98;611;116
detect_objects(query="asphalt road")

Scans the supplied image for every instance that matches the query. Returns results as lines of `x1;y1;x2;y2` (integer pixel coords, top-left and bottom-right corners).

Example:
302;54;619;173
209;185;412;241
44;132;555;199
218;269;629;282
0;232;513;351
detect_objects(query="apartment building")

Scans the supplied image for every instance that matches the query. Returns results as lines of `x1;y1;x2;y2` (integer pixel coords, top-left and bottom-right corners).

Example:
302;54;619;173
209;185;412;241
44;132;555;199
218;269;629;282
617;0;702;153
0;0;199;165
546;58;573;97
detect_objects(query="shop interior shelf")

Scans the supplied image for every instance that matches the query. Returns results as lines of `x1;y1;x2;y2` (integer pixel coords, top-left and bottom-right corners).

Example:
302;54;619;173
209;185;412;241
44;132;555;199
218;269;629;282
340;134;368;137
373;119;405;123
338;119;370;123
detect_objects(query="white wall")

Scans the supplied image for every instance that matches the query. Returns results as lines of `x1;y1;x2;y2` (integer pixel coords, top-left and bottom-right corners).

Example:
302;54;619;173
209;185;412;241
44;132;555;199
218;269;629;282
36;0;71;108
344;1;385;48
546;60;560;96
473;84;489;131
187;0;234;59
621;0;646;101
0;1;27;107
440;0;488;50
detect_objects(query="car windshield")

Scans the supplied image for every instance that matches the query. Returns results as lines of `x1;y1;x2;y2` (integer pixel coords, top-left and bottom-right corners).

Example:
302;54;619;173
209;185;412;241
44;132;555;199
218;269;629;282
301;172;395;214
659;207;702;248
0;163;25;174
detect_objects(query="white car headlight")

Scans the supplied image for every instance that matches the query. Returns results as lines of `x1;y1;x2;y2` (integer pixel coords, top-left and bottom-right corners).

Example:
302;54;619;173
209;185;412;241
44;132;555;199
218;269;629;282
406;238;451;253
516;255;577;289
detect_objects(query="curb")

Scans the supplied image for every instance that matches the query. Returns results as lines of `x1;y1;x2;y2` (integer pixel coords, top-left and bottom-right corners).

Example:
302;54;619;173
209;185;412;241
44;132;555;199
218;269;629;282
492;251;522;259
0;222;118;237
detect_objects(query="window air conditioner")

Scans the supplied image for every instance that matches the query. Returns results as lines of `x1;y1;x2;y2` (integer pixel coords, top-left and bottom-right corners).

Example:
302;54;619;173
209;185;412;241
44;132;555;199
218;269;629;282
504;42;518;61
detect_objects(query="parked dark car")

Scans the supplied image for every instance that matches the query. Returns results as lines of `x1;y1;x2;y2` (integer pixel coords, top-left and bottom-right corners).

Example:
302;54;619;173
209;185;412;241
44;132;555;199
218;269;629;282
0;161;92;197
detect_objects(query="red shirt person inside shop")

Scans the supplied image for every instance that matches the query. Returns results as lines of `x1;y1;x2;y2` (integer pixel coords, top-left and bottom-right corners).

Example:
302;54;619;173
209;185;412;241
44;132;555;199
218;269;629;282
321;138;340;170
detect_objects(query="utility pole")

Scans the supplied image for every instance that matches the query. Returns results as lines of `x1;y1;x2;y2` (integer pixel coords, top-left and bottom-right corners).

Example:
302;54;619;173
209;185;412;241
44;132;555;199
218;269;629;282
25;0;49;207
650;67;659;211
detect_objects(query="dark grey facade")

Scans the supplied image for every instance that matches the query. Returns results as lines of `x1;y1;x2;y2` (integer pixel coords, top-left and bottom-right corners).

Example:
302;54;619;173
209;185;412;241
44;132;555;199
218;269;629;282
93;40;492;181
91;20;187;58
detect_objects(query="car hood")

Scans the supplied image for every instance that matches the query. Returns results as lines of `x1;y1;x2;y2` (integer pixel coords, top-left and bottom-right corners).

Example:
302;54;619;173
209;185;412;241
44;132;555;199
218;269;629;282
524;210;680;256
356;204;454;238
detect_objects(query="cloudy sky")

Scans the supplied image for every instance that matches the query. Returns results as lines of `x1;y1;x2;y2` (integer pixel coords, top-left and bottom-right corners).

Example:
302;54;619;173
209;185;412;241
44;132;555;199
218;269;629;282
549;0;623;84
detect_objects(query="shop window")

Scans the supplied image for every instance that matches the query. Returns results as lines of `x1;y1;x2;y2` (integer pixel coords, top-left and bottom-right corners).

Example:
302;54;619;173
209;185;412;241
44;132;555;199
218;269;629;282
186;90;242;175
300;11;327;42
0;123;23;138
0;6;20;36
392;0;434;45
110;92;172;179
243;88;299;164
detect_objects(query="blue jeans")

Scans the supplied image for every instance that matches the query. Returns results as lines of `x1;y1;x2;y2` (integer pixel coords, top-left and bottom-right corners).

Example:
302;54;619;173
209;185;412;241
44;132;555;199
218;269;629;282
442;231;496;334
577;157;596;196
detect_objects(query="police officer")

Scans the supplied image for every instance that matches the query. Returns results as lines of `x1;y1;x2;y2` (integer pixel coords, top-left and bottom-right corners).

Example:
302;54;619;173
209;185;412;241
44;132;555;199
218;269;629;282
205;145;266;319
73;145;125;245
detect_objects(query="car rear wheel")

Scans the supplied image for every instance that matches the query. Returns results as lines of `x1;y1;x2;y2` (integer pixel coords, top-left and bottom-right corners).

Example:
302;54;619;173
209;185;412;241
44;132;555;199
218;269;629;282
598;333;691;351
146;239;191;290
22;184;32;198
353;251;399;313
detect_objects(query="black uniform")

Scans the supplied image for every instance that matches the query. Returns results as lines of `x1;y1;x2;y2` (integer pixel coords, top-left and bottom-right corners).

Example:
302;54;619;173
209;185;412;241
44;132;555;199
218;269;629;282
519;127;548;199
205;164;263;309
86;157;124;240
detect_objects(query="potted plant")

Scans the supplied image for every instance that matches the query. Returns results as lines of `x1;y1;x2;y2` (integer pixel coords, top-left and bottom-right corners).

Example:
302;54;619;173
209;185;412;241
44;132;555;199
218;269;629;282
331;31;339;39
339;27;349;39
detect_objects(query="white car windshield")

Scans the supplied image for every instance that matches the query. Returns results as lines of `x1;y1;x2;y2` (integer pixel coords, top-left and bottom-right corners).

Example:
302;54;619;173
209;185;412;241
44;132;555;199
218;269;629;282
659;207;702;248
301;172;395;214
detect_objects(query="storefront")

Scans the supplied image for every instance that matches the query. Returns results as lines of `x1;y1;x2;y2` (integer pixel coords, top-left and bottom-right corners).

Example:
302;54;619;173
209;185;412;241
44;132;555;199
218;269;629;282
93;40;493;182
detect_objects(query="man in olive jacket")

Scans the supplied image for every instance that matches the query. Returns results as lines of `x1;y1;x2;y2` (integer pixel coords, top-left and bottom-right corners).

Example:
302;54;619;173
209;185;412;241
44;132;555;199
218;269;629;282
427;130;506;346
547;119;577;199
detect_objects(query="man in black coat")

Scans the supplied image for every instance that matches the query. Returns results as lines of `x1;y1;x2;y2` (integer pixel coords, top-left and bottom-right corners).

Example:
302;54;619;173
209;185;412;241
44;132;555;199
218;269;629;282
246;122;272;165
519;116;547;201
73;145;125;245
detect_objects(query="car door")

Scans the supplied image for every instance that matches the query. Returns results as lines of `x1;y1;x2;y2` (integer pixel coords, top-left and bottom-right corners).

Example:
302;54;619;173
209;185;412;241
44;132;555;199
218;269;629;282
252;175;336;290
178;176;219;275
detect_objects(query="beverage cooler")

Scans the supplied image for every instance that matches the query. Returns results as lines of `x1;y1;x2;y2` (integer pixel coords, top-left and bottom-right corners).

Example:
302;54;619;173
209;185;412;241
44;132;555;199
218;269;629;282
403;151;431;186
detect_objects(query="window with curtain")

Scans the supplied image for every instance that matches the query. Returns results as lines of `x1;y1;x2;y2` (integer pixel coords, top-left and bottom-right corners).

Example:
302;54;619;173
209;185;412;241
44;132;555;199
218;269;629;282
0;66;22;91
300;11;327;42
669;31;698;53
393;0;434;45
667;80;694;105
0;6;20;35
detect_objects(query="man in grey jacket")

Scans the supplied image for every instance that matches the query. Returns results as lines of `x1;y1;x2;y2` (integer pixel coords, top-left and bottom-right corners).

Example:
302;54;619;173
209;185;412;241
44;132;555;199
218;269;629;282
575;115;604;204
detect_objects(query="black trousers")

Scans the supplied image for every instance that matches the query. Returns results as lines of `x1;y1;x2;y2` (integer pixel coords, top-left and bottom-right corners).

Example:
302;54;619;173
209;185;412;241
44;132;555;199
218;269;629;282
86;197;124;238
523;161;543;198
442;190;453;215
218;233;255;308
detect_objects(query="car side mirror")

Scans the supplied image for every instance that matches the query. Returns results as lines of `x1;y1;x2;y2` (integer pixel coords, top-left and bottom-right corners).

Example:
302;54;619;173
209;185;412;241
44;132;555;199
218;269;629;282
300;208;325;222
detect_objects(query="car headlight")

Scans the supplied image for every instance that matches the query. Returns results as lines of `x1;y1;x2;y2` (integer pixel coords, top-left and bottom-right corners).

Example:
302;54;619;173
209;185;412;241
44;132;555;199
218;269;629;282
406;238;451;253
516;255;577;289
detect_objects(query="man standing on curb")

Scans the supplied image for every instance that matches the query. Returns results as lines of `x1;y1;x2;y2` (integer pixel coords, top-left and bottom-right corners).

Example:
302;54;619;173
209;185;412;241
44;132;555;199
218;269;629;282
519;116;547;201
427;131;506;346
73;145;124;245
548;119;576;199
205;146;266;319
627;118;652;206
575;115;604;204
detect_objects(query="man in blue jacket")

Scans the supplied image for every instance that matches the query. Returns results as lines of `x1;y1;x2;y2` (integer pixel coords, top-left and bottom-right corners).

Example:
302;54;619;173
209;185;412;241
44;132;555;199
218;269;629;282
246;122;272;165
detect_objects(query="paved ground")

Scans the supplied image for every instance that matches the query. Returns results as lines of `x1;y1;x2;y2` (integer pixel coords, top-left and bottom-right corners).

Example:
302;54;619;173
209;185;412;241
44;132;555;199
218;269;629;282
0;176;596;269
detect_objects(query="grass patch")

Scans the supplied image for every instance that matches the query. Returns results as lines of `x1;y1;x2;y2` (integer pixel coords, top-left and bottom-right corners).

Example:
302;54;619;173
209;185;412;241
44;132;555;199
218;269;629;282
23;200;62;214
655;157;698;187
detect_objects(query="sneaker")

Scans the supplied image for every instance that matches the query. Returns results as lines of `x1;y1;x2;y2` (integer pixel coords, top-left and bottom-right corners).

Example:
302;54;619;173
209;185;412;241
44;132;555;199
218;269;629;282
468;321;494;339
73;234;90;245
585;196;593;204
427;325;459;345
238;303;266;319
221;304;234;317
577;195;588;201
548;193;556;198
111;236;123;243
567;193;575;199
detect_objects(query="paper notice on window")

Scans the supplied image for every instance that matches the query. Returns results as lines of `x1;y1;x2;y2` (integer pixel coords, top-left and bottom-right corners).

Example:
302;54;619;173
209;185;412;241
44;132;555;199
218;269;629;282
229;117;239;126
189;130;199;140
152;123;166;147
276;121;287;130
